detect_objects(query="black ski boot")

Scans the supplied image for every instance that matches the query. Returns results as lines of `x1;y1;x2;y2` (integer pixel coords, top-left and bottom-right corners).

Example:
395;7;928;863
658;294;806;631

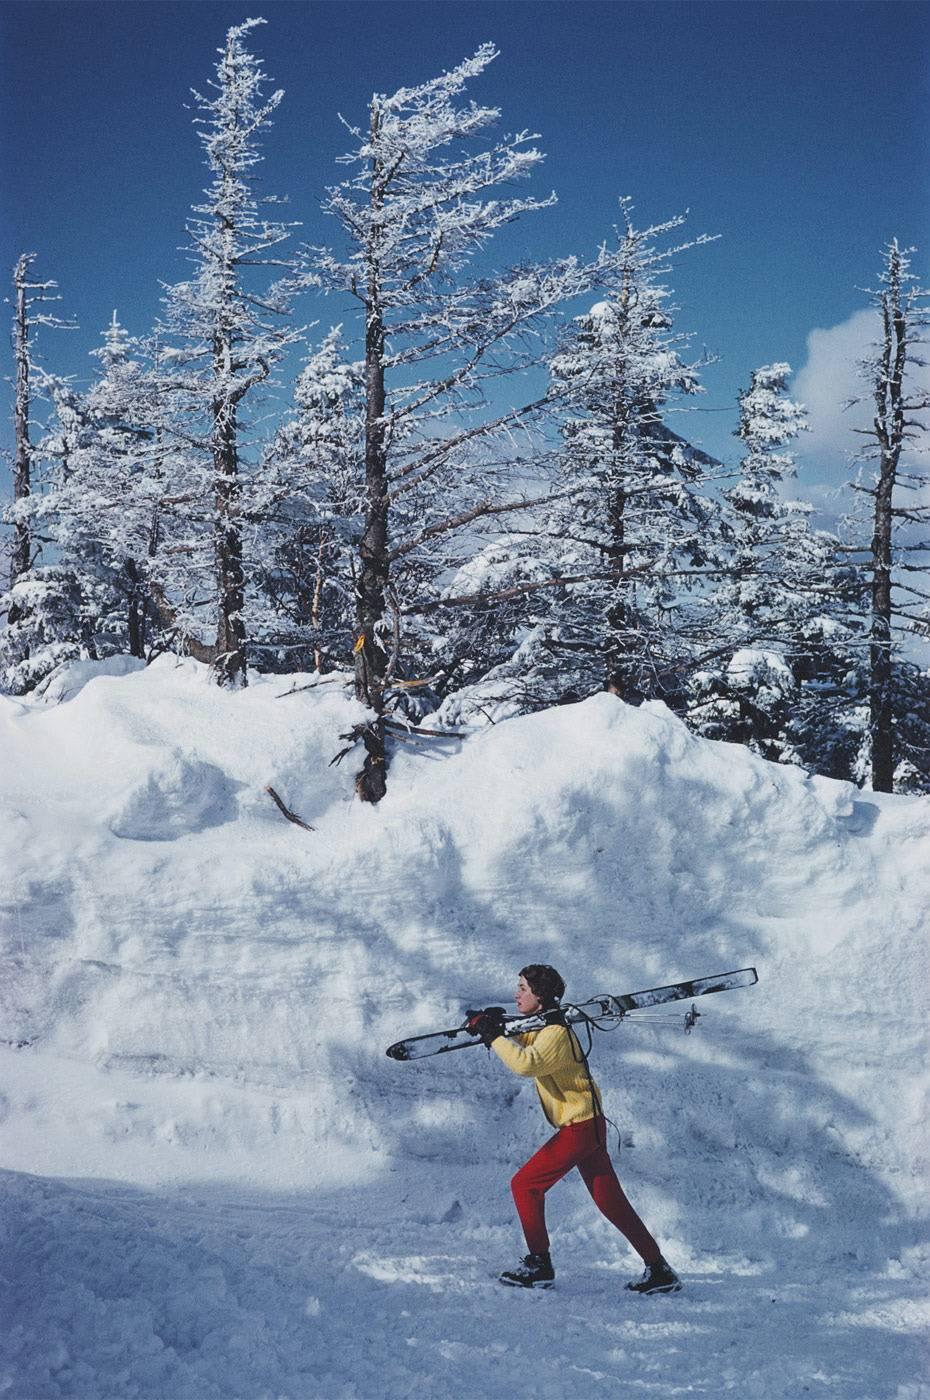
625;1255;681;1295
499;1251;555;1288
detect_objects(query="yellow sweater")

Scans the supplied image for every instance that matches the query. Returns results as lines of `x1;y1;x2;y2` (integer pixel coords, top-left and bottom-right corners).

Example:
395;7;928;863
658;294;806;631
491;1023;602;1128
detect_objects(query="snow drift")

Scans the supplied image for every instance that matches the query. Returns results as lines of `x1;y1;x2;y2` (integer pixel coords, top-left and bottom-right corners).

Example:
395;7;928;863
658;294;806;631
1;657;928;1397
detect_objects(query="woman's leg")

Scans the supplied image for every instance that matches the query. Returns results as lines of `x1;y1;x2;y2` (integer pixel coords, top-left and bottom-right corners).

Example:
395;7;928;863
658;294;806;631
511;1128;585;1254
576;1129;662;1264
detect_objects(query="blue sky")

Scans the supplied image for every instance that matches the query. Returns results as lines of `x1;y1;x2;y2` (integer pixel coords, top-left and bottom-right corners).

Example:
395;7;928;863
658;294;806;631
2;0;929;490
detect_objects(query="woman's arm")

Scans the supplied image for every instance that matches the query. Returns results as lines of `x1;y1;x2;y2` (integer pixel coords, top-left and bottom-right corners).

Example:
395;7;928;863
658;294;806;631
490;1024;575;1078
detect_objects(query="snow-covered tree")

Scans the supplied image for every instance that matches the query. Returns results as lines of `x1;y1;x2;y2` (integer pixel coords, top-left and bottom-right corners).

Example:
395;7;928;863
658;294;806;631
728;362;809;576
5;254;76;602
1;255;77;688
414;533;568;725
251;327;364;672
0;372;122;693
844;240;930;791
0;568;100;693
685;363;825;759
158;17;302;688
1;327;144;690
0;307;220;693
453;203;720;717
2;281;80;691
53;316;163;657
304;43;591;799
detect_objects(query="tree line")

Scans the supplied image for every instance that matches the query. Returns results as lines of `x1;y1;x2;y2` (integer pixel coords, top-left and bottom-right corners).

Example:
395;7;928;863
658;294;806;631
3;20;929;801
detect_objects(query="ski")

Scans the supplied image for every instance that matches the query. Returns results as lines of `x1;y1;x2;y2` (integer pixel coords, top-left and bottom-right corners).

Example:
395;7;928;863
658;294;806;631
385;966;758;1060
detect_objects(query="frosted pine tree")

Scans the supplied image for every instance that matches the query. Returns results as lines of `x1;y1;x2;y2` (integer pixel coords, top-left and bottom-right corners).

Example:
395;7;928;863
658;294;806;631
159;18;302;687
0;313;218;692
0;255;77;690
1;318;165;690
493;202;721;712
54;316;163;658
304;43;590;798
0;376;108;693
5;255;76;603
686;363;825;760
416;533;569;726
251;327;364;672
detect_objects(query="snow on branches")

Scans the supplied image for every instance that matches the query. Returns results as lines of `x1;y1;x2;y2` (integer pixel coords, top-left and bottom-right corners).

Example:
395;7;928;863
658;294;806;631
844;240;930;789
251;328;365;672
449;200;723;716
301;43;593;799
4;21;929;798
158;18;303;688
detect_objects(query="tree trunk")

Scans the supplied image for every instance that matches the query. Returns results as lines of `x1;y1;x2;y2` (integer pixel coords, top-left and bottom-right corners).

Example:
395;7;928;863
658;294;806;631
868;264;906;792
126;558;144;658
354;101;389;802
9;256;33;625
869;475;894;790
311;535;326;672
602;279;640;700
212;334;247;688
604;358;636;698
604;470;629;686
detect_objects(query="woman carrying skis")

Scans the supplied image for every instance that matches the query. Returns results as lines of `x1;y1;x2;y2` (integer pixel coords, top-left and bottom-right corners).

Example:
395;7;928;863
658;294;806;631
467;964;680;1294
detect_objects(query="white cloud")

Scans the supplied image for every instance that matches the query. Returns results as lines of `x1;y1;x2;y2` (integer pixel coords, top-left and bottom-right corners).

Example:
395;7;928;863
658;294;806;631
792;309;875;487
793;307;930;489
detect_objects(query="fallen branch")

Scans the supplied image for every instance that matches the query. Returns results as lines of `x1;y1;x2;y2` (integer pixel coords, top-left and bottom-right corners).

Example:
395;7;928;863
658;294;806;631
275;677;351;699
385;674;442;692
264;785;315;832
385;719;465;739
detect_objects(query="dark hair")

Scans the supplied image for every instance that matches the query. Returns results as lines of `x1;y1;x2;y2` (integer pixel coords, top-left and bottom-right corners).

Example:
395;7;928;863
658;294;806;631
520;964;565;1008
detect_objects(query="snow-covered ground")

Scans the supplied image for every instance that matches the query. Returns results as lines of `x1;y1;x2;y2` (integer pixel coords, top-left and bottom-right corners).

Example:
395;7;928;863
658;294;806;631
1;658;928;1398
6;1165;928;1400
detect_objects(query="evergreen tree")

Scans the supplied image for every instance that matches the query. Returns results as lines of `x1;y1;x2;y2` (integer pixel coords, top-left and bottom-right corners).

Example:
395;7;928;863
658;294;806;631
55;316;162;658
547;253;716;700
0;369;128;693
251;327;364;672
0;255;78;690
305;43;591;798
686;362;822;760
159;18;302;688
444;202;720;720
5;254;76;605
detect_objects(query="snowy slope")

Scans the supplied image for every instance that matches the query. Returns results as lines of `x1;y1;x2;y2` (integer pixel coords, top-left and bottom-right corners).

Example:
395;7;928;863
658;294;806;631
1;658;928;1399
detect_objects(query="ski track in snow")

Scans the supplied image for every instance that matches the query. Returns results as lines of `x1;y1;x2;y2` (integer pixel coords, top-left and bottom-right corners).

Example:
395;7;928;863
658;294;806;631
4;1166;929;1400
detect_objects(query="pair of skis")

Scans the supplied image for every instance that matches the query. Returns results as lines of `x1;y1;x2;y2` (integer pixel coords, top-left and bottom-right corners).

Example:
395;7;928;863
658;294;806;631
385;966;758;1061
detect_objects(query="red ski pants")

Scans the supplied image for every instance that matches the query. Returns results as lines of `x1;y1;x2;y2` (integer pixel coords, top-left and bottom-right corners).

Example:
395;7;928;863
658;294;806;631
511;1116;661;1262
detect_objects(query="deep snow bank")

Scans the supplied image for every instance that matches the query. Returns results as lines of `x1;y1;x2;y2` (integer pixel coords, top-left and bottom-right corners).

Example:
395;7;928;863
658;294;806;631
1;657;928;1260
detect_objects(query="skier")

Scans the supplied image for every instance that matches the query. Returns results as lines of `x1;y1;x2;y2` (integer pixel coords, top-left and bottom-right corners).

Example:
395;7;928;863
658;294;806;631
467;964;681;1294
